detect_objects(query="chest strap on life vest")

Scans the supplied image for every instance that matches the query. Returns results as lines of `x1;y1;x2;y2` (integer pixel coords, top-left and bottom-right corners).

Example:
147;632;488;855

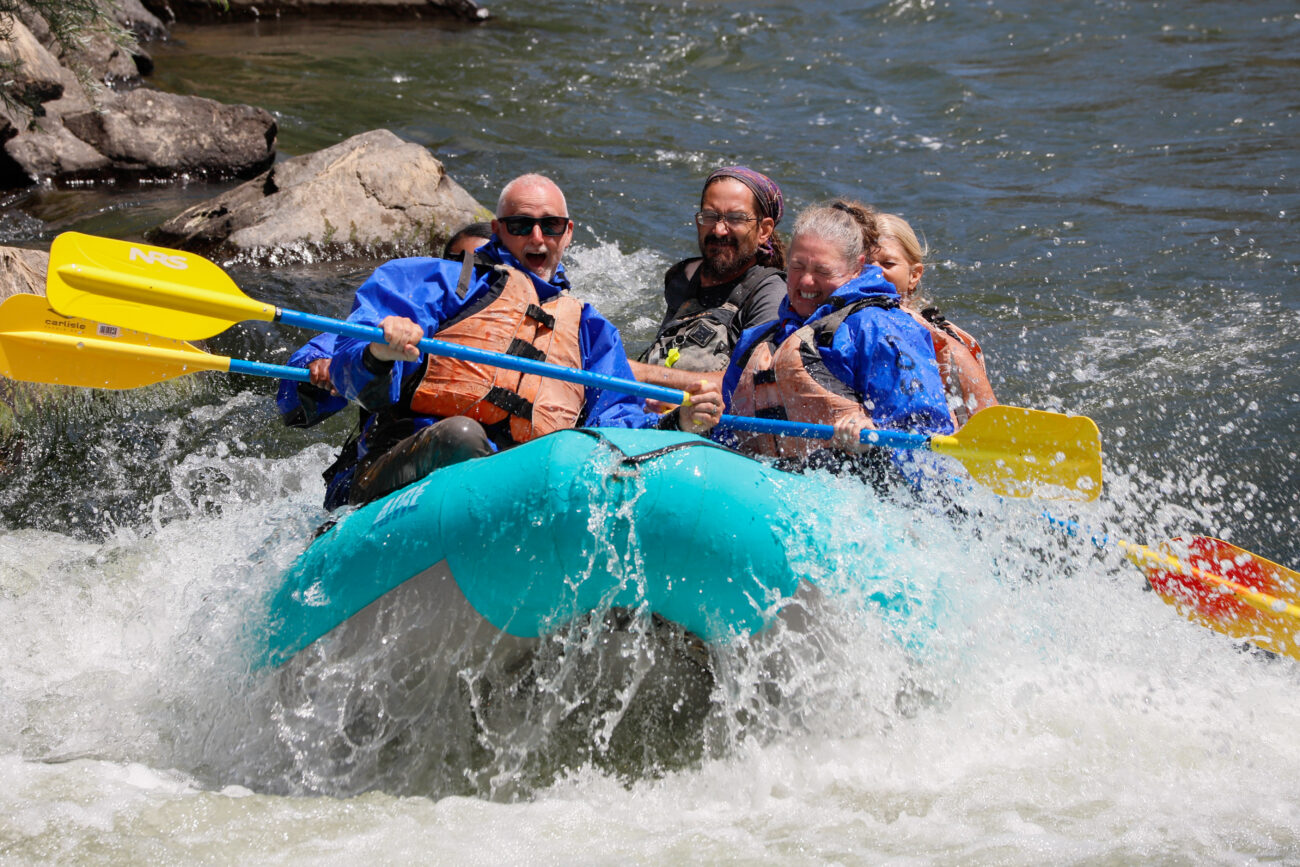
728;295;900;458
403;265;587;445
506;337;547;361
482;385;535;420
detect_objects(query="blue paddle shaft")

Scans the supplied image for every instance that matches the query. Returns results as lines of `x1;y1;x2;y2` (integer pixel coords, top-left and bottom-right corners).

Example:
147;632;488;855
279;308;685;405
714;415;928;450
275;308;927;450
230;357;311;382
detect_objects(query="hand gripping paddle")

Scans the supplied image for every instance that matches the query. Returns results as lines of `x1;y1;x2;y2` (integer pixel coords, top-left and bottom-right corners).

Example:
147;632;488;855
42;231;1103;500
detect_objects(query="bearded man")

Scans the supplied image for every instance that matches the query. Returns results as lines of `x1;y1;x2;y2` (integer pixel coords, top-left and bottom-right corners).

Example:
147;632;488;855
628;166;787;392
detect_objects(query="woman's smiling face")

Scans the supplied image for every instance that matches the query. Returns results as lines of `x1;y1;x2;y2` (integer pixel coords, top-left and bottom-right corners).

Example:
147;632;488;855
785;233;862;319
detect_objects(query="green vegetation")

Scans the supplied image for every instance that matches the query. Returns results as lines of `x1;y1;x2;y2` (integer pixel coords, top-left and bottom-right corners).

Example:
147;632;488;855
0;0;130;109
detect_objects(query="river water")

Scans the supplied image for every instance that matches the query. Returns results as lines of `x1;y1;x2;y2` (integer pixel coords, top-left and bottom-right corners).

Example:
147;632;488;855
2;0;1299;862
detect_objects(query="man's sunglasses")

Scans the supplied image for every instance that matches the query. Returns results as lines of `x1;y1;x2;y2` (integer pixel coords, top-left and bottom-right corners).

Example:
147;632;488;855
500;215;571;237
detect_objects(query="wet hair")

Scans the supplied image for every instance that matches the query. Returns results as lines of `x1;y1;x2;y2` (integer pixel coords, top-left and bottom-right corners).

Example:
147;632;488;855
790;205;865;273
876;212;927;268
755;227;786;270
829;199;880;258
496;173;568;218
442;221;492;259
876;212;930;307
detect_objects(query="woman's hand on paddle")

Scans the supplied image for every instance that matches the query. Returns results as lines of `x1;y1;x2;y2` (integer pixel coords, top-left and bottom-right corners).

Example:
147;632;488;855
370;316;423;362
680;380;723;433
830;417;870;453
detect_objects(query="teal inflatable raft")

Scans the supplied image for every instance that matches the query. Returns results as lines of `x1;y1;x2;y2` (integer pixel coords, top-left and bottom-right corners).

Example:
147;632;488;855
257;427;924;671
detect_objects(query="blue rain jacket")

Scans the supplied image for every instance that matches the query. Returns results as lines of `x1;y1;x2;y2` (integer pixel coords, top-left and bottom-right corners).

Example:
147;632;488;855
721;268;954;436
330;237;657;458
274;332;350;428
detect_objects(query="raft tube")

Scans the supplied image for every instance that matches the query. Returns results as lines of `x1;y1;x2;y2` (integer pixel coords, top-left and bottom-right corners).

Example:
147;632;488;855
257;428;918;670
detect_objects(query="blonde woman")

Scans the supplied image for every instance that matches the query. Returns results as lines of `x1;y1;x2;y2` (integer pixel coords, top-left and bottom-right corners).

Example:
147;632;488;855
832;200;996;427
871;212;996;426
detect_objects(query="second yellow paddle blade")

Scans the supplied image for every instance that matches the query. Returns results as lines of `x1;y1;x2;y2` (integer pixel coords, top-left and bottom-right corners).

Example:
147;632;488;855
0;293;223;390
1132;537;1300;661
931;406;1103;501
45;232;274;341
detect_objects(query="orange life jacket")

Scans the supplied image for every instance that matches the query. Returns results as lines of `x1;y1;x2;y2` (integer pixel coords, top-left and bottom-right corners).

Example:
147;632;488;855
408;263;586;445
910;306;985;368
729;301;883;459
908;306;986;425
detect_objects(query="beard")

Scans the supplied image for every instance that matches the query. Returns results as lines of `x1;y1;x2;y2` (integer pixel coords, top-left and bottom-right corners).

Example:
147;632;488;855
700;232;758;282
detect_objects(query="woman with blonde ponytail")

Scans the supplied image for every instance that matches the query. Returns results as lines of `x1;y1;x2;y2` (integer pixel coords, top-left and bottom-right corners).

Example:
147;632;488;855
829;200;997;427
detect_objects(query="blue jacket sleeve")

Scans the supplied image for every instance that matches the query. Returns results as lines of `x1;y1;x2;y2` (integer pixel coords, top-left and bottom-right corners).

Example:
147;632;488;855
577;304;661;429
330;258;461;411
827;309;954;435
275;333;349;427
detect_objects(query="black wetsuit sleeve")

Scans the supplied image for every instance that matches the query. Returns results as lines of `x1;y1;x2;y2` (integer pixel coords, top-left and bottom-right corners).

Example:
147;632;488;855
657;409;683;430
281;383;335;428
355;346;398;411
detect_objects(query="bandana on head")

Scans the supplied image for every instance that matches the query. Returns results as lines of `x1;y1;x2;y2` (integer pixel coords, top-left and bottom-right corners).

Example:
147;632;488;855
703;166;784;260
703;166;784;226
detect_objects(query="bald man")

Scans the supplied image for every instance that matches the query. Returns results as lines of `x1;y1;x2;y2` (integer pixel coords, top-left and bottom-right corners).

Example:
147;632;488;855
328;173;721;505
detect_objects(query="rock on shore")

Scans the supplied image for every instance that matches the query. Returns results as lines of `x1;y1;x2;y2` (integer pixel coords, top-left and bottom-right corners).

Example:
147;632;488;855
150;129;490;260
0;247;48;302
0;2;276;188
0;247;51;449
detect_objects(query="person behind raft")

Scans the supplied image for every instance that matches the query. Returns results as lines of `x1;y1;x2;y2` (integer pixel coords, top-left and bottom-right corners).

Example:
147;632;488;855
871;210;997;427
627;166;787;396
693;203;952;475
273;222;495;508
277;222;495;428
328;173;723;506
831;200;997;429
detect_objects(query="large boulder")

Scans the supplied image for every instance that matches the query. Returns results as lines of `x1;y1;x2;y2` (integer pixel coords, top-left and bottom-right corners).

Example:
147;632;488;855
109;0;171;42
61;89;277;178
0;247;51;450
13;0;159;86
150;128;490;260
0;1;273;190
0;247;48;301
2;115;112;181
67;30;150;85
4;87;276;185
0;17;66;107
1;67;108;183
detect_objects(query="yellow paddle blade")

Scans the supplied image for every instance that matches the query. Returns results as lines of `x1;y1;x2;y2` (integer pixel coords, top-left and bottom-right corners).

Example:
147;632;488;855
0;293;227;390
929;405;1103;501
45;232;276;341
1122;537;1300;661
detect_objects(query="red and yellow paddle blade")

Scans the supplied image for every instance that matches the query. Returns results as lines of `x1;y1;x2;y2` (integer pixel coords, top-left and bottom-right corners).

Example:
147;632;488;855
44;232;275;341
0;293;226;389
930;405;1103;501
1124;536;1300;660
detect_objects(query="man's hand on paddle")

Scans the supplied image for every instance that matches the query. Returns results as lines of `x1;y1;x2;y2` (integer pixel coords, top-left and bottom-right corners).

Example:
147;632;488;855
680;379;724;434
370;316;424;362
307;357;340;395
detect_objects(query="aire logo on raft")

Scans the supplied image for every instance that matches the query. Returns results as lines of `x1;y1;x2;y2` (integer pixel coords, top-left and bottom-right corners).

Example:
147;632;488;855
128;247;189;270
